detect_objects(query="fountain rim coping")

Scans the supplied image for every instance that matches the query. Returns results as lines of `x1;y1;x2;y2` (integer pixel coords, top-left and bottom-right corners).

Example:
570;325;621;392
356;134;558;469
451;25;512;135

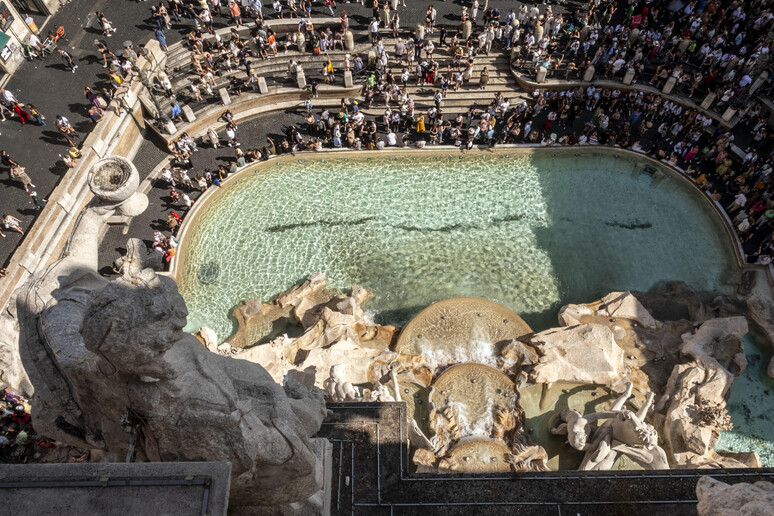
395;296;533;354
166;145;753;287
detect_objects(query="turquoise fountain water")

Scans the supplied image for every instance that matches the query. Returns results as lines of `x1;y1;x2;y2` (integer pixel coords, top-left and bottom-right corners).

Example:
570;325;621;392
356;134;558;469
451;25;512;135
176;148;774;466
715;330;774;466
178;150;736;340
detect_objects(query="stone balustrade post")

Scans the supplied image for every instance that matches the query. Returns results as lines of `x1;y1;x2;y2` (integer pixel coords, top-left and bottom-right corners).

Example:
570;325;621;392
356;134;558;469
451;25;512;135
536;66;547;84
219;87;231;106
662;76;677;94
622;68;635;85
583;65;595;82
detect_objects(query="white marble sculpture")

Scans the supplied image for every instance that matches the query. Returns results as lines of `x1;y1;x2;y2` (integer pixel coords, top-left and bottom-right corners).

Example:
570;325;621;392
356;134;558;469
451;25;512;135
323;364;361;401
551;381;669;470
15;156;330;513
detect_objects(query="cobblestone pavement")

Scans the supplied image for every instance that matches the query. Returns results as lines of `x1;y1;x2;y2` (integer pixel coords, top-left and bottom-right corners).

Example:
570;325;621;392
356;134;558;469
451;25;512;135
0;0;537;268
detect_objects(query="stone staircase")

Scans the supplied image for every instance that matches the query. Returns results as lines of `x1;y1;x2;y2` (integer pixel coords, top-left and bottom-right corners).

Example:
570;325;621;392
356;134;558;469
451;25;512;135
157;24;522;126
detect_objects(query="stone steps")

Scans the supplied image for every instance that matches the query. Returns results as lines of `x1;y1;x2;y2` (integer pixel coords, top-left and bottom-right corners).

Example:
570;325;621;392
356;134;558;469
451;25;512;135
165;53;512;98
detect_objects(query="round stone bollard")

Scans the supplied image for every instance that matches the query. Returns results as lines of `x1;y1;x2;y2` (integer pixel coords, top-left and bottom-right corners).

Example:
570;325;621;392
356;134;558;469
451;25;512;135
297;32;306;52
415;24;425;39
462;20;472;40
344;31;354;51
88;156;148;216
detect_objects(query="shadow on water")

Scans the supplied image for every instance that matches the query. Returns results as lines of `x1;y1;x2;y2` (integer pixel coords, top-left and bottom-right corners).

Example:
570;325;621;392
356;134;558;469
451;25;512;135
717;326;774;466
527;149;738;328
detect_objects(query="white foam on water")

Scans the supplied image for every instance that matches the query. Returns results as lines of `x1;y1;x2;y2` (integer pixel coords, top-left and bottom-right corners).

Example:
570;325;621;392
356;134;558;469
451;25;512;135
448;398;496;438
418;339;498;372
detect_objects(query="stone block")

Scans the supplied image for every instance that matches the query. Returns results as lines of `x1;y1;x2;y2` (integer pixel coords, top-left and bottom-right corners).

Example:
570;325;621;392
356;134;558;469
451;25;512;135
297;33;306;52
344;70;353;88
750;71;768;95
344;31;354;51
416;24;425;39
678;38;691;54
218;87;231;106
297;70;307;90
257;76;268;94
662;76;677;94
722;107;737;122
582;65;595;82
701;92;716;110
182;104;196;123
163;120;177;135
536;66;547;84
462;21;471;40
622;68;635;85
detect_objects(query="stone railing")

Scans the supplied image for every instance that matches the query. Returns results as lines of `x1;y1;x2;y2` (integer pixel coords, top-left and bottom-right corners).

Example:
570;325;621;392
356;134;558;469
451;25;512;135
0;41;167;314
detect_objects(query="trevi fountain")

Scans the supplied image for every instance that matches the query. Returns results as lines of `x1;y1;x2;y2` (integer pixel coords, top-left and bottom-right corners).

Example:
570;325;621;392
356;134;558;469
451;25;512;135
3;152;774;514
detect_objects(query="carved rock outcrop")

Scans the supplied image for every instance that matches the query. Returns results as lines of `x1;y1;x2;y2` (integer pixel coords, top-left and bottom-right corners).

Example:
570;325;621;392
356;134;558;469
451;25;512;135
657;316;749;467
528;324;625;386
559;291;658;329
696;476;774;516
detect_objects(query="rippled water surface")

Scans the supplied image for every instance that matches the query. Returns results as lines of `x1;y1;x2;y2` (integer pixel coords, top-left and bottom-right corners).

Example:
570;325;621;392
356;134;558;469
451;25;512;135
178;151;736;339
715;331;774;466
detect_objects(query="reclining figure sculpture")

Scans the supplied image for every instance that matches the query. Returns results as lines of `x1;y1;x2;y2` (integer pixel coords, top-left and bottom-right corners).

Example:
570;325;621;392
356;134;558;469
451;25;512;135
551;380;669;470
15;156;329;513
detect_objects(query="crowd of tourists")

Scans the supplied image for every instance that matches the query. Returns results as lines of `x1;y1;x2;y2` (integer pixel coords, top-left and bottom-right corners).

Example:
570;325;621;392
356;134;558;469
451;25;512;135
512;0;774;111
2;0;774;269
0;388;56;463
147;0;774;266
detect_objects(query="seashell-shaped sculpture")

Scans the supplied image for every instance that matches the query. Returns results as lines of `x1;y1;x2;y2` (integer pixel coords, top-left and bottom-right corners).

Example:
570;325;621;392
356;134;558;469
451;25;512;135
88;155;148;216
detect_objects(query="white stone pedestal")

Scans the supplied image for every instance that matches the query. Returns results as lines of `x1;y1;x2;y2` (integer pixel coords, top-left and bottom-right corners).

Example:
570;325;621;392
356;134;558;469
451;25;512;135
583;65;595;82
722;107;737;122
219;87;231;106
701;92;716;110
662;76;676;94
623;68;635;85
536;66;547;84
182;105;196;123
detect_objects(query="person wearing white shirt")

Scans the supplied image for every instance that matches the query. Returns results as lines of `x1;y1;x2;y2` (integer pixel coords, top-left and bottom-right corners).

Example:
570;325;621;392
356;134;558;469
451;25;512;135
28;33;42;52
2;89;18;104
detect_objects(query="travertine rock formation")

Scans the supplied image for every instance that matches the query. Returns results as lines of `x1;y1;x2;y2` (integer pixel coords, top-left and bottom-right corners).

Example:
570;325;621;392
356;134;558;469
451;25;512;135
229;274;399;391
528;324;625;387
655;317;749;467
696;477;774;516
559;291;658;329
